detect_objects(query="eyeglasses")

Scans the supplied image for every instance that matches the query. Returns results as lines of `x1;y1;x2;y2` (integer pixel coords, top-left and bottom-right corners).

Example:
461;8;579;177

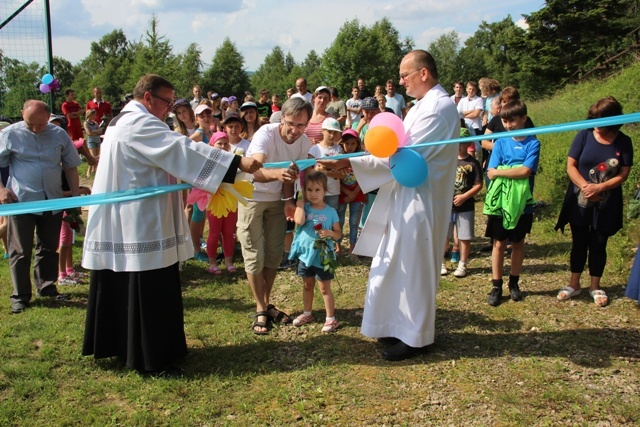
399;69;422;82
283;120;308;130
150;93;174;109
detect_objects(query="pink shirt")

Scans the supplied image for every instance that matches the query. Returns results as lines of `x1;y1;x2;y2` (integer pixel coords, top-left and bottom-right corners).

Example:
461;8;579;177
304;115;327;144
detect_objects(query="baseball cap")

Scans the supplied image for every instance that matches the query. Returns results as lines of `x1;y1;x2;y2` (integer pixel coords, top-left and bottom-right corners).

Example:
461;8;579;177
269;111;282;124
361;97;379;110
227;95;237;103
314;86;330;95
222;112;242;125
171;98;190;113
321;118;341;132
221;97;229;103
210;93;220;100
194;104;213;115
210;131;229;146
240;102;257;111
342;129;360;140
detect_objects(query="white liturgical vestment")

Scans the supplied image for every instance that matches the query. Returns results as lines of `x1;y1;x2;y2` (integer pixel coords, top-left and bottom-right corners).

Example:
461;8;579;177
351;84;459;347
82;101;235;272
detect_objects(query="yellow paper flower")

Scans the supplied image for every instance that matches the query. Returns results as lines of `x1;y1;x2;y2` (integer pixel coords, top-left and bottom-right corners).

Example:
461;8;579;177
206;181;254;218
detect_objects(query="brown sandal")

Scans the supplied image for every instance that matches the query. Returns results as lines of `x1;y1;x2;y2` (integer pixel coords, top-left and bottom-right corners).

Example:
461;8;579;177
267;304;292;324
251;311;270;335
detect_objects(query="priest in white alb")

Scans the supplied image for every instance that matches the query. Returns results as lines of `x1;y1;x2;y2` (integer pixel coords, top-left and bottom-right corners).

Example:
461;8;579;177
318;50;459;361
81;74;261;375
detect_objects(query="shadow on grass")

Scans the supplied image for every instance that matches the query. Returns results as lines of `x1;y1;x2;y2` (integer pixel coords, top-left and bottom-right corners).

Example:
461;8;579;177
173;306;640;378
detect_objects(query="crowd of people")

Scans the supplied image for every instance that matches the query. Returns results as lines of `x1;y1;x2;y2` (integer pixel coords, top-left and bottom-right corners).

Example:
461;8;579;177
0;48;634;374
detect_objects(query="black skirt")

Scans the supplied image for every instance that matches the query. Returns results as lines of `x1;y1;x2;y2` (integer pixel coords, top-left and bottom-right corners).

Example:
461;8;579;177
82;263;188;372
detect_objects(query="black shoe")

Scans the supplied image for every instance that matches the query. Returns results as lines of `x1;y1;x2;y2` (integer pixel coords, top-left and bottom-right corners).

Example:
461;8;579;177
509;284;522;301
377;337;400;345
37;290;69;301
480;244;493;253
380;341;428;361
11;301;28;314
487;286;503;306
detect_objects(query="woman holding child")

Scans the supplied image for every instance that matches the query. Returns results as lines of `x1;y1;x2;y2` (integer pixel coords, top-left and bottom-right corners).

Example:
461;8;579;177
555;96;632;307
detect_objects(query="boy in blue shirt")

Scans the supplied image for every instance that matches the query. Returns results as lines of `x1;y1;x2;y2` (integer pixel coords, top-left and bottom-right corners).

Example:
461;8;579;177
483;100;540;306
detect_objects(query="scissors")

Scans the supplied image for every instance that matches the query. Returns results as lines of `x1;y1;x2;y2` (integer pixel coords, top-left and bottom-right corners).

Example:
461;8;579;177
289;158;300;174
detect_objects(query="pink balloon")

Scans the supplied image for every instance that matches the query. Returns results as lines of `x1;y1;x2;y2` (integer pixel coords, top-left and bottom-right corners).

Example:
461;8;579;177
39;83;51;94
369;112;408;146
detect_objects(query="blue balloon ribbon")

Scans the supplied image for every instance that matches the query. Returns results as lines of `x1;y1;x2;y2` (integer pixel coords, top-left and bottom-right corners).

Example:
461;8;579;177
1;112;638;217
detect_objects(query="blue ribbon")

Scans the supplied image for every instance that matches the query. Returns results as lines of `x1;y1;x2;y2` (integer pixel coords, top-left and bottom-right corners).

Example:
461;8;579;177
1;112;638;217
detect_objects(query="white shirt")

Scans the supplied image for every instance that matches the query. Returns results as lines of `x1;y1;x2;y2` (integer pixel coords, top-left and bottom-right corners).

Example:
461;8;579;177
308;143;343;196
247;123;311;202
457;95;484;130
292;92;313;103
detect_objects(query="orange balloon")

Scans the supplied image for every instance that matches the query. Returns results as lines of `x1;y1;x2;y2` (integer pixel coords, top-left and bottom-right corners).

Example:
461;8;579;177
364;126;399;158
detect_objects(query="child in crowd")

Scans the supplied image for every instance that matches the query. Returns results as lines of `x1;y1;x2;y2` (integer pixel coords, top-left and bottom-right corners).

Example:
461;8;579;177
289;171;341;333
345;86;362;129
190;104;216;262
205;132;238;275
226;96;240;117
309;118;343;210
84;109;102;178
286;88;296;99
442;140;483;278
223;113;250;156
337;129;365;257
483;100;540;306
271;93;281;113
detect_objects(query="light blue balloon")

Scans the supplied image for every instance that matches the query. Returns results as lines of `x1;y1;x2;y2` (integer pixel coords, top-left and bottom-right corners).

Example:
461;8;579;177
390;149;428;187
41;73;54;84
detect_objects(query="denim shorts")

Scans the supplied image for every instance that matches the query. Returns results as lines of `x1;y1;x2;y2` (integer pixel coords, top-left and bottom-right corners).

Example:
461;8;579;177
296;260;334;281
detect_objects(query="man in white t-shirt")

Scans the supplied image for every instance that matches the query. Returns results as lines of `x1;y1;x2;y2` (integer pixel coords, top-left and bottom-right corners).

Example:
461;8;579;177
239;97;313;334
384;79;406;118
457;81;484;135
292;77;313;103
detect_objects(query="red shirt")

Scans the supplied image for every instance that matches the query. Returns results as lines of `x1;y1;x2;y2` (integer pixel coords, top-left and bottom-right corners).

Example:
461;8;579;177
86;99;112;124
61;100;84;140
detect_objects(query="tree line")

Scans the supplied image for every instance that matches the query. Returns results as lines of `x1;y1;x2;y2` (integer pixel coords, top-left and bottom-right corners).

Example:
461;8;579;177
1;0;638;118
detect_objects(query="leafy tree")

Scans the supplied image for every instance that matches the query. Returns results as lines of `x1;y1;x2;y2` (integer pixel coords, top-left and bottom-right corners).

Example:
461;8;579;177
523;0;639;93
202;38;250;99
0;57;46;117
127;15;179;91
321;18;413;101
174;43;203;98
427;31;463;93
250;46;290;97
459;16;524;89
284;52;296;75
299;50;324;89
72;29;135;105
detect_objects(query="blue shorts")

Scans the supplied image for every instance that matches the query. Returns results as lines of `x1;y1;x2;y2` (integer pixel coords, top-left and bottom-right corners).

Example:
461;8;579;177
296;260;334;281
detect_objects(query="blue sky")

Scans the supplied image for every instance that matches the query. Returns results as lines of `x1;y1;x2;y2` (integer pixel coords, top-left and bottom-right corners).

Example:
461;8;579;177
4;0;544;71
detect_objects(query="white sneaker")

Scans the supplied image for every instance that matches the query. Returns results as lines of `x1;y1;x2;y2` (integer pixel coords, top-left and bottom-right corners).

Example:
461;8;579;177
453;263;467;278
441;263;448;275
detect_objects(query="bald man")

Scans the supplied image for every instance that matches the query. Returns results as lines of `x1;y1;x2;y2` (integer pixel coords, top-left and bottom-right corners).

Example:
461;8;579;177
0;100;82;313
